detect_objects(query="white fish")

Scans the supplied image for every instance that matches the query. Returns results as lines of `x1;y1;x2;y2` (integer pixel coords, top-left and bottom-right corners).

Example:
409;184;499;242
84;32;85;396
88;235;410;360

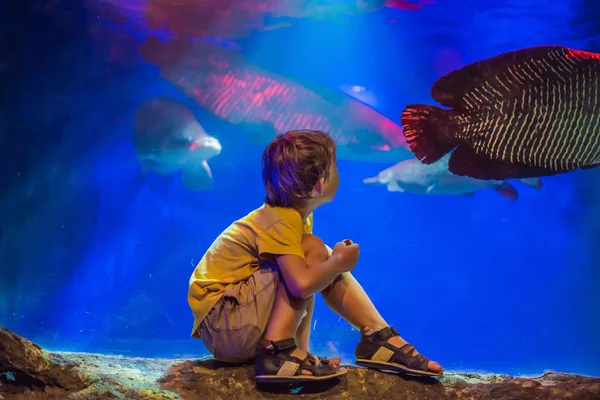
139;37;413;164
133;97;222;191
363;154;542;200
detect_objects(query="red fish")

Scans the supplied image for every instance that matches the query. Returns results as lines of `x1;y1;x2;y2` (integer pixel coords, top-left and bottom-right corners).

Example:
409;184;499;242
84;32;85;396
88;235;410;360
385;0;434;11
139;36;411;163
94;0;434;40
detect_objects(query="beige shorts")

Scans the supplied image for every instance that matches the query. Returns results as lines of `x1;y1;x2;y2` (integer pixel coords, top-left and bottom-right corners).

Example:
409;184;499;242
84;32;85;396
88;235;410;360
196;263;280;363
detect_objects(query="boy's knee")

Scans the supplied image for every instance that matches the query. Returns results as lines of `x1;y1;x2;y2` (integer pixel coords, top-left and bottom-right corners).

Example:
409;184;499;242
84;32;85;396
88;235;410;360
302;234;329;264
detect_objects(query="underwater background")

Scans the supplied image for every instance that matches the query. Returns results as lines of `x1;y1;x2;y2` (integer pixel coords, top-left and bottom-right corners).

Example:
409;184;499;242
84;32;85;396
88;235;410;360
0;0;599;378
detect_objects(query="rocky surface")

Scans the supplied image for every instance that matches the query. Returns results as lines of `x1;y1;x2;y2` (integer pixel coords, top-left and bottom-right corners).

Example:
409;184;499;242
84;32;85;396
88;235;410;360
1;327;599;399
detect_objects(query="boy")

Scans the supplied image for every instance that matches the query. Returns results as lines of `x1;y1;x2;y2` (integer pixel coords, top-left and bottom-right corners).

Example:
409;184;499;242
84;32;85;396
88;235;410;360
188;130;443;383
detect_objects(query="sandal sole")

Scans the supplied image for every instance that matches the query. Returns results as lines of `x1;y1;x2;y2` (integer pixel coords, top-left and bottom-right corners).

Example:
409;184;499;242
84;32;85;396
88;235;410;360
255;367;348;383
356;359;443;378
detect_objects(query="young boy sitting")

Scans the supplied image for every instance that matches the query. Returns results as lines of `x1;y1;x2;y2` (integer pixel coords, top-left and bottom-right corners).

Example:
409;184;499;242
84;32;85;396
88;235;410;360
188;129;443;383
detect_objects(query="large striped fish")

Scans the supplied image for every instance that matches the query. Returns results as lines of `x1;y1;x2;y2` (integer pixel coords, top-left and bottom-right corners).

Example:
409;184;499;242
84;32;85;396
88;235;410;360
139;36;412;164
401;45;600;180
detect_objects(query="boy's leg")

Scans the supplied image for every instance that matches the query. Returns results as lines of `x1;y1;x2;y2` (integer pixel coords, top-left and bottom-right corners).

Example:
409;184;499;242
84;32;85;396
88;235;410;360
262;276;311;343
321;249;442;374
261;234;341;374
294;294;314;351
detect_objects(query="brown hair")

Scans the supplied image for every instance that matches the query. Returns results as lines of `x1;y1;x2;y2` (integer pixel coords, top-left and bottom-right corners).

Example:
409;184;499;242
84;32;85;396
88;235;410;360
262;130;336;208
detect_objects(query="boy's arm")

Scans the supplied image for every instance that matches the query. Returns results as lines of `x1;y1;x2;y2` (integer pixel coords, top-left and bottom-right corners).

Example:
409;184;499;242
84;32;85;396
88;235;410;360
276;253;343;298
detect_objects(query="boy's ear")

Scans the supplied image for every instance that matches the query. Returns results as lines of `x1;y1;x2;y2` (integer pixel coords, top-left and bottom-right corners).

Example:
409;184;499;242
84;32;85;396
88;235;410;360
313;177;326;195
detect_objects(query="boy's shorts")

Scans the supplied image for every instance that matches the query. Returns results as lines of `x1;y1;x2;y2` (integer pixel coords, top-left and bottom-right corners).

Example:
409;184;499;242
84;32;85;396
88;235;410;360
196;263;280;363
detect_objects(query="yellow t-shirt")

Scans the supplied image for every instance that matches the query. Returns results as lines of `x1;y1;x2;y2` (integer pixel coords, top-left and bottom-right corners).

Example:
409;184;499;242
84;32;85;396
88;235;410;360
188;204;314;337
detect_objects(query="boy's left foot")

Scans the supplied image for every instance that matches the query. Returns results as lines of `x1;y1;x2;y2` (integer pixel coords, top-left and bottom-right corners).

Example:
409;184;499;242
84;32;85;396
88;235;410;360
354;327;443;377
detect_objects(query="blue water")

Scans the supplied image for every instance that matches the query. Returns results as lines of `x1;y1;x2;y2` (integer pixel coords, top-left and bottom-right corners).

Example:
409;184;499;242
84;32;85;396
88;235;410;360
1;0;599;378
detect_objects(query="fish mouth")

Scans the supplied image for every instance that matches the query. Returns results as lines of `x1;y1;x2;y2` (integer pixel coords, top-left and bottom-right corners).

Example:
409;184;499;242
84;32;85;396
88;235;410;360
190;137;222;154
364;169;394;185
210;139;223;153
363;176;381;184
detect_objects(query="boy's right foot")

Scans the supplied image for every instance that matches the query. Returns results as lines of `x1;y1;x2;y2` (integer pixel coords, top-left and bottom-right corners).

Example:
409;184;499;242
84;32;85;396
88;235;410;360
355;327;443;377
255;338;347;383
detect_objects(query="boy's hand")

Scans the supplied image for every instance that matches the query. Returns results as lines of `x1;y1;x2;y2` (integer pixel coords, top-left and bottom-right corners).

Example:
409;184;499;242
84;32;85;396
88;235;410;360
332;239;360;272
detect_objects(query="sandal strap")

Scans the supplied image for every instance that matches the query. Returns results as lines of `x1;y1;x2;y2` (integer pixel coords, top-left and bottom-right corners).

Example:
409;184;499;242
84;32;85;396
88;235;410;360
270;338;297;353
255;338;339;377
395;343;430;371
356;327;430;372
366;327;399;343
269;340;331;367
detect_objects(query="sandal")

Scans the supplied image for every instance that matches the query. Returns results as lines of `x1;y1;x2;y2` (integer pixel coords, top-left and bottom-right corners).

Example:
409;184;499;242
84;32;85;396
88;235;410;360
254;338;347;383
355;327;443;377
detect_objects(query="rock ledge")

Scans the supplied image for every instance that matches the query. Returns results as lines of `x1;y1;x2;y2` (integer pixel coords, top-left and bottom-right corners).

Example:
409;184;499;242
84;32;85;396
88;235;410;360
1;327;599;399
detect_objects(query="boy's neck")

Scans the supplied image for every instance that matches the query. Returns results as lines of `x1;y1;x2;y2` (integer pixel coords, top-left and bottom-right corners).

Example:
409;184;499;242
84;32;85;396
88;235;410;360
265;199;323;221
294;199;321;220
294;207;312;221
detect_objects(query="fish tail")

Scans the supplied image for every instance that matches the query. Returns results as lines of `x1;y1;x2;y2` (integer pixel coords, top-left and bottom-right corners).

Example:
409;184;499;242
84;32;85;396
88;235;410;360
492;181;519;200
401;104;457;164
519;177;543;190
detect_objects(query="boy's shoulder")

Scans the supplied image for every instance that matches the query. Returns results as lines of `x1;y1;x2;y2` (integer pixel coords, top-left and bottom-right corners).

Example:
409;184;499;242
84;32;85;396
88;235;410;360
234;204;313;237
238;204;303;230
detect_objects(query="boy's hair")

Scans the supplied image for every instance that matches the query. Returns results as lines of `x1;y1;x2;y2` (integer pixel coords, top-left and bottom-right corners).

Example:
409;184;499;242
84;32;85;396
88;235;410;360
262;130;337;207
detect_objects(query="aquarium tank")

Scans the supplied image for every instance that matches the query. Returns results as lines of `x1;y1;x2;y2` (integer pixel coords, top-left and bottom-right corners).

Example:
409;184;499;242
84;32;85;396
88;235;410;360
1;0;599;383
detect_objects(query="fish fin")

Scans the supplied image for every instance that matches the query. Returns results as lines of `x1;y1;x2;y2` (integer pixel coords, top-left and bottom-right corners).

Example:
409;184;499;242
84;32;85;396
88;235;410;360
401;104;457;164
181;160;213;191
519;177;543;190
431;46;577;110
388;180;404;192
448;145;559;180
425;183;437;194
492;182;519;200
581;163;600;170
